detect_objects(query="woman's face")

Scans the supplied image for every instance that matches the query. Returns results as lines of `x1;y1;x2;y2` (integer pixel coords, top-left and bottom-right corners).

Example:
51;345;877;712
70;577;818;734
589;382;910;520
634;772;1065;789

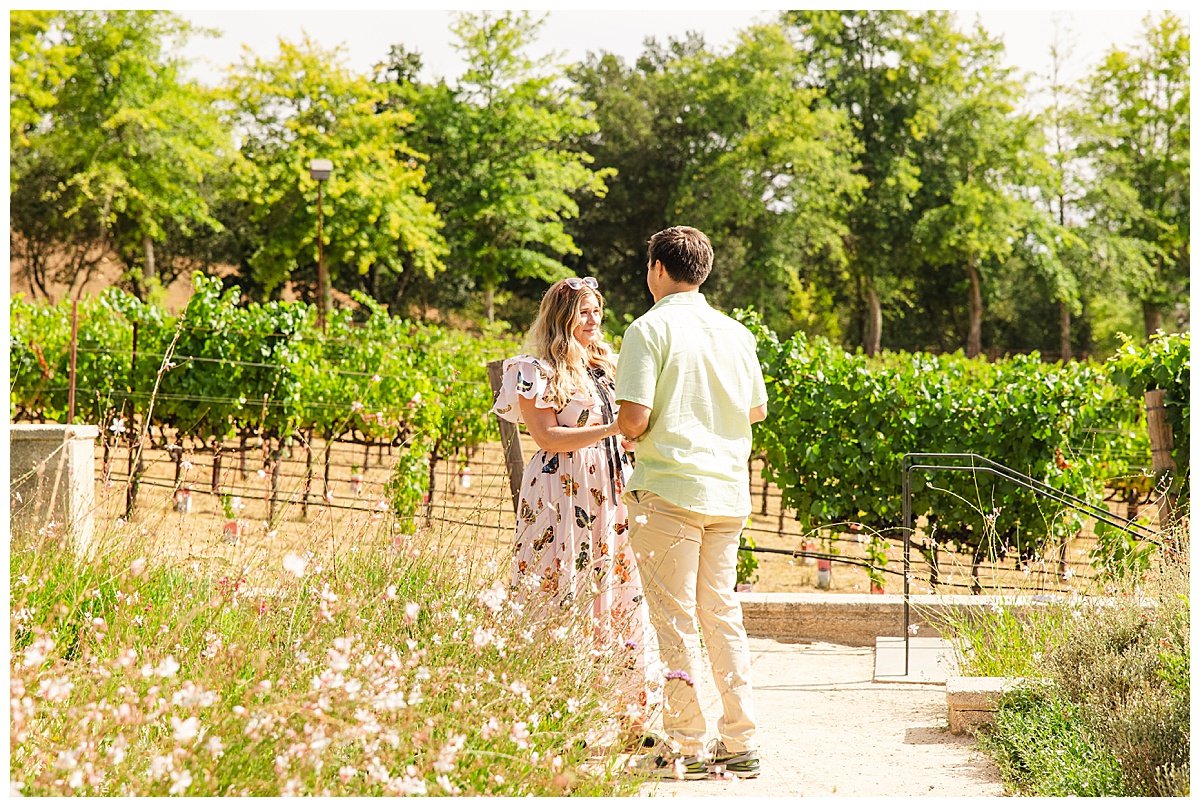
571;291;602;347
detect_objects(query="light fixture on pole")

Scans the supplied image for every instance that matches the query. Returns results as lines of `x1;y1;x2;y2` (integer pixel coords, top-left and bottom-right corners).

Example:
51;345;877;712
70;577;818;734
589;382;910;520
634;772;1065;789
309;158;333;331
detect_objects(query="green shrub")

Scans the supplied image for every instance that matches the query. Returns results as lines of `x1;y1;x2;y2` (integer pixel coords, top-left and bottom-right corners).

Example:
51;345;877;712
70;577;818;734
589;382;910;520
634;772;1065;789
979;685;1126;796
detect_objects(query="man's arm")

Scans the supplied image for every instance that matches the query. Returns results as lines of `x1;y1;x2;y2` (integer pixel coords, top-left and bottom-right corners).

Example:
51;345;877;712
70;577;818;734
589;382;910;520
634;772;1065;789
616;400;652;441
749;404;767;424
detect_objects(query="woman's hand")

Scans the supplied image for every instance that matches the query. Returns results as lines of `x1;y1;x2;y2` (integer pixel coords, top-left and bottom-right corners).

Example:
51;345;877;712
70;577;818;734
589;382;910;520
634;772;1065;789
520;396;627;454
620;437;636;453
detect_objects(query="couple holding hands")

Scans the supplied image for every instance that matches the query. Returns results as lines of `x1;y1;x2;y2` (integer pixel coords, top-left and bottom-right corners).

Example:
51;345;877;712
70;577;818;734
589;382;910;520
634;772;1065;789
491;226;767;780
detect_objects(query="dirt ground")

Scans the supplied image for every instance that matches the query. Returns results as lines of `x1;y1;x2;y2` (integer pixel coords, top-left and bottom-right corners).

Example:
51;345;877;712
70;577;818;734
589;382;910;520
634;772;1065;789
94;436;1126;600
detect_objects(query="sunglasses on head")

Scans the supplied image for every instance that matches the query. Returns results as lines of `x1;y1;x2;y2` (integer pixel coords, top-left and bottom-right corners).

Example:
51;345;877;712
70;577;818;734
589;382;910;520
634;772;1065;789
562;277;599;291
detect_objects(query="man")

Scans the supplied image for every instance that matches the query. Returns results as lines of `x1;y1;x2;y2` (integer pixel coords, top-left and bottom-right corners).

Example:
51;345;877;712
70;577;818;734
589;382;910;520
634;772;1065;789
615;226;767;780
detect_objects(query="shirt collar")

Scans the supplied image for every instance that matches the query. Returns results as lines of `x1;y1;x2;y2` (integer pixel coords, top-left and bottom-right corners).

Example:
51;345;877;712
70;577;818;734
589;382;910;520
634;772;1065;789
649;290;707;311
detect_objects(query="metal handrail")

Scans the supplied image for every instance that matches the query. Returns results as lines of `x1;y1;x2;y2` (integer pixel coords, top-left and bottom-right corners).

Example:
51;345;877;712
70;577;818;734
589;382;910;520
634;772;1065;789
900;452;1163;675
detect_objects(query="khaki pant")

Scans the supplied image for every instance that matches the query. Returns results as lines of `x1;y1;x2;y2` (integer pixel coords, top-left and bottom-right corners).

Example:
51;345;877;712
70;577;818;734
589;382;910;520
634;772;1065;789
626;490;756;755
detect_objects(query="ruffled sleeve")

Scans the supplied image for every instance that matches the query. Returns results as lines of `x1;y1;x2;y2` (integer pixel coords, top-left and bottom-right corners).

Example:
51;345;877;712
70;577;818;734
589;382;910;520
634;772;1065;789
490;355;557;424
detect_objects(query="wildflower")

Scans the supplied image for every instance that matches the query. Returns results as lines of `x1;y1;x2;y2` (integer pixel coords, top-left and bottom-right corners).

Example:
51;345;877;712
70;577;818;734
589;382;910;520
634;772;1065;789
1061;567;1075;581
181;458;193;471
23;635;54;668
393;775;427;796
908;623;921;636
109;417;126;435
371;373;382;383
434;734;466;773
566;697;580;714
282;552;308;578
478;580;508;613
109;734;129;765
338;765;358;783
472;626;496;650
168;769;193;795
405;602;420;623
172;715;200;742
665;669;694;687
257;468;267;479
155;656;180;678
38;676;73;702
510;721;530;749
351;401;364;413
130;557;147;576
481;717;501;740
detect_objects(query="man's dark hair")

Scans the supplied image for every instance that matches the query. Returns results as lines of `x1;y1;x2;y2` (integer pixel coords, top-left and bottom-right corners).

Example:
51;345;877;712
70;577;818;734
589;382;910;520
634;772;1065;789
648;226;713;285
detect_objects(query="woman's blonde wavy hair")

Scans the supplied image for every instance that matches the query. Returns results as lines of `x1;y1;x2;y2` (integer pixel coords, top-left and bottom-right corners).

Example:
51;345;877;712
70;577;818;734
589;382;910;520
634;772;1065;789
523;279;616;409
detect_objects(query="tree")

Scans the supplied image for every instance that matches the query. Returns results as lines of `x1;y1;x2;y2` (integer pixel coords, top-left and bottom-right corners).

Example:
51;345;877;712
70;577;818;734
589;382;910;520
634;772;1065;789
675;25;863;334
909;23;1050;358
222;35;445;306
396;12;611;322
568;26;862;337
787;11;970;355
9;11;77;157
11;11;230;300
1075;13;1189;338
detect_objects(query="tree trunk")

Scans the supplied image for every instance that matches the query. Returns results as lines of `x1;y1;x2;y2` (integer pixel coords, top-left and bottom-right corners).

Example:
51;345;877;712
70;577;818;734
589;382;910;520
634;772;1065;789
1143;300;1162;338
142;234;156;297
965;260;983;359
1058;300;1072;362
863;282;882;357
484;287;495;323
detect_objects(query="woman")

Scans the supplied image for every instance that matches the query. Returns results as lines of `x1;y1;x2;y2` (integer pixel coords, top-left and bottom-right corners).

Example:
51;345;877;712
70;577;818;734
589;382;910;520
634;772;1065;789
491;276;661;725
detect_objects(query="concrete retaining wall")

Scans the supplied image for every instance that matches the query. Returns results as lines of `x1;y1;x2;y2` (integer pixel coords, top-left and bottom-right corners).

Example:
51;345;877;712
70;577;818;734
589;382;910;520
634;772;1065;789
739;592;1074;647
10;423;99;556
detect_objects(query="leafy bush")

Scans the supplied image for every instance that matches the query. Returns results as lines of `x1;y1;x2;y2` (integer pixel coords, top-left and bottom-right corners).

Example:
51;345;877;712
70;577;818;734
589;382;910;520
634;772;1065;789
735;309;1148;579
1106;330;1190;484
979;685;1127;796
9;274;518;520
940;524;1189;797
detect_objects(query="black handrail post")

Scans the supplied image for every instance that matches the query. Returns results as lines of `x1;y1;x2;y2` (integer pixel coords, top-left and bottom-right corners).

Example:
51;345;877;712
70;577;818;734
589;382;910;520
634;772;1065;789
902;454;913;676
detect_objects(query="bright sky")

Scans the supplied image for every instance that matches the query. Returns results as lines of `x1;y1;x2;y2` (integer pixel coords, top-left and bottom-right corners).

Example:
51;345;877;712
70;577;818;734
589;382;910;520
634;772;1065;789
175;5;1187;101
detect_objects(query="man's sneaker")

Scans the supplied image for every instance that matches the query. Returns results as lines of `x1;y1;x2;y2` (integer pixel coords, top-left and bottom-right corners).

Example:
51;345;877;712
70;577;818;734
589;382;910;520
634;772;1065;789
632;751;709;780
707;740;760;779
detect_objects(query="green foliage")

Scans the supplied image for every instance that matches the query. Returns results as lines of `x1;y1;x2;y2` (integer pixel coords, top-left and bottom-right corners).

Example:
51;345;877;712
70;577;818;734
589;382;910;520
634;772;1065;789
1075;13;1190;336
222;35;445;299
737;309;1149;573
385;447;431;534
9;275;518;519
735;531;759;588
9;10;78;153
938;525;1189;797
10;11;230;296
393;12;611;320
1105;330;1190;477
567;24;862;337
980;686;1127;796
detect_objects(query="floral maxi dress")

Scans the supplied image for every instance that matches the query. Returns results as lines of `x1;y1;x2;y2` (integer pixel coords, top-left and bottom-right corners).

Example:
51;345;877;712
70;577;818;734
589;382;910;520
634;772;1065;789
491;354;662;716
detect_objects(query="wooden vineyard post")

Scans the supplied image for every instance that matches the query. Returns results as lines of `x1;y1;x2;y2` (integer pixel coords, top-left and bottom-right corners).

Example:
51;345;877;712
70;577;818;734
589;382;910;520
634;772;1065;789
487;359;524;515
1144;389;1177;525
303;431;313;520
67;300;79;424
268;438;282;525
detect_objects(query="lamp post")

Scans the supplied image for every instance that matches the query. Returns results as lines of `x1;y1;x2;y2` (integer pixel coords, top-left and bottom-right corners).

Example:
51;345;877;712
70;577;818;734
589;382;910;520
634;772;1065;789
310;158;333;331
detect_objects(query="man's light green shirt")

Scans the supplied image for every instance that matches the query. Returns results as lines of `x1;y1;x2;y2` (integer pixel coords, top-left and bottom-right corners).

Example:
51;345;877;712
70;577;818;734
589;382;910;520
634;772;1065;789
615;291;767;516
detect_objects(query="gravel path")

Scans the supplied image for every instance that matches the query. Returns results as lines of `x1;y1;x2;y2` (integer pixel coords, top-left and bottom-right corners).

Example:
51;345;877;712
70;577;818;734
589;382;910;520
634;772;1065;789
640;637;1006;797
